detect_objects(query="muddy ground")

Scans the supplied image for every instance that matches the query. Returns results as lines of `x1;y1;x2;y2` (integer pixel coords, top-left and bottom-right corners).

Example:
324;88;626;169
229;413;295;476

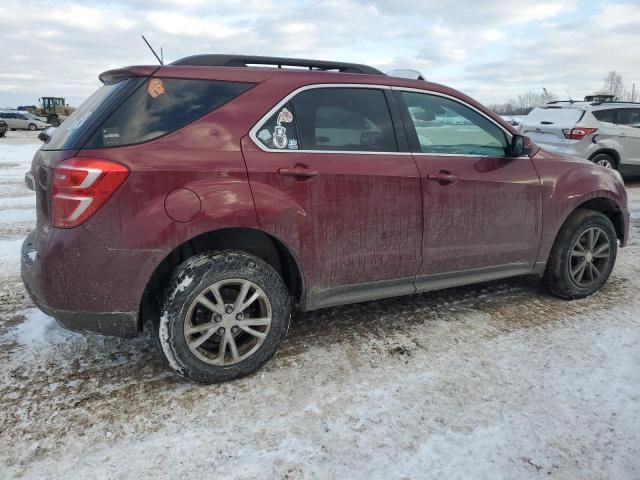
1;131;639;479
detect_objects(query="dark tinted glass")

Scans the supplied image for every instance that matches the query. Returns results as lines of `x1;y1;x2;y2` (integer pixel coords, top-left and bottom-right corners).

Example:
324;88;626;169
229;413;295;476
85;78;254;149
42;80;132;151
618;108;640;127
401;91;507;156
592;109;617;123
290;88;397;152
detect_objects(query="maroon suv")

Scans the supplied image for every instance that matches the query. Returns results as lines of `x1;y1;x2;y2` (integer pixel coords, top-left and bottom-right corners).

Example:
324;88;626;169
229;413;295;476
21;55;629;383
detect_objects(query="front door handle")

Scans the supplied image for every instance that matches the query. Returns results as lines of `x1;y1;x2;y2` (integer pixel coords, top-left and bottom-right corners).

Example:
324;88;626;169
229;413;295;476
278;165;319;179
427;171;458;185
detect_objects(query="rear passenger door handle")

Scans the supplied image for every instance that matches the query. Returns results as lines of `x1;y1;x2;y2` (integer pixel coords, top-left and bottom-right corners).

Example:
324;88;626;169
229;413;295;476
278;165;319;179
427;171;458;185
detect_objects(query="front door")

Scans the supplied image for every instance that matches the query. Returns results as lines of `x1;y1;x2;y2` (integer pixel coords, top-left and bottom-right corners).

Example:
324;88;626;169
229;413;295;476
396;89;542;277
242;86;423;307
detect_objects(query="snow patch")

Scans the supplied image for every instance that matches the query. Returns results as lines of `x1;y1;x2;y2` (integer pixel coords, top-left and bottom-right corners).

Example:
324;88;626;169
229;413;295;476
0;237;25;274
158;311;184;375
13;309;77;347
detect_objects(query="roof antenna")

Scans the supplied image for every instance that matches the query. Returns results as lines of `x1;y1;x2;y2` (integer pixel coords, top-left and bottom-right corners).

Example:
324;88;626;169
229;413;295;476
567;90;573;103
142;35;164;65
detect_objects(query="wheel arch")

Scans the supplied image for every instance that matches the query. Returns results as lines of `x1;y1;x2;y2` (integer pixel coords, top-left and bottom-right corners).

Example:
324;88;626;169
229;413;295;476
572;197;625;242
138;227;305;331
588;149;620;167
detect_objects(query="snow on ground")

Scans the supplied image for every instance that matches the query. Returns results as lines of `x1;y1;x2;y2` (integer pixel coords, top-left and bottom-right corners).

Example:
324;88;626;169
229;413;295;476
1;131;640;479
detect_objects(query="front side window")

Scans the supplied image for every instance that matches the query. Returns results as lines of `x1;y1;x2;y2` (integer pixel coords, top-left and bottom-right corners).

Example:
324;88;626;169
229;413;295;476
256;87;397;152
618;108;640;127
401;91;507;156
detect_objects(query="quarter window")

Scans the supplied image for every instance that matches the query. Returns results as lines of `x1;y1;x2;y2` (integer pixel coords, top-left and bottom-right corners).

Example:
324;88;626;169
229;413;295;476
256;88;398;152
401;91;507;156
84;78;254;149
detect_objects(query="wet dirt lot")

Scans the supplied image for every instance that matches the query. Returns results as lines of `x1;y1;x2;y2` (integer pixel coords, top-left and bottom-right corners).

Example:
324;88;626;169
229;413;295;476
1;132;639;479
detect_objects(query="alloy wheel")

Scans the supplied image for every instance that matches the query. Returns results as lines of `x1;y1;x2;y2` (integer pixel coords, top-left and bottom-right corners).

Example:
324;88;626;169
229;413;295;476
568;226;611;287
184;279;272;366
595;158;613;168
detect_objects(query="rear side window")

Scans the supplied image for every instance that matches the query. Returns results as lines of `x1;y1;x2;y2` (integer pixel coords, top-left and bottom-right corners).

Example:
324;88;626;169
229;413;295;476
255;88;397;152
84;78;254;149
294;88;397;151
592;109;617;123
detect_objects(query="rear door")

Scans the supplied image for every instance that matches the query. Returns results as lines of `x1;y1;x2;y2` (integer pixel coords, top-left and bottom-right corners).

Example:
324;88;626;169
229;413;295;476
242;85;423;305
396;89;542;278
616;108;640;164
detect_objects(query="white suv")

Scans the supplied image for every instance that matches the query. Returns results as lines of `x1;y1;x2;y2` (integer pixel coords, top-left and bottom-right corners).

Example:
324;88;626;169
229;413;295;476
520;99;640;174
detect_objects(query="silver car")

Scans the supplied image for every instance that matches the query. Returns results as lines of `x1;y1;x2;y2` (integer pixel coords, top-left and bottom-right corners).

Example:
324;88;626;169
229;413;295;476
0;110;50;131
520;100;640;174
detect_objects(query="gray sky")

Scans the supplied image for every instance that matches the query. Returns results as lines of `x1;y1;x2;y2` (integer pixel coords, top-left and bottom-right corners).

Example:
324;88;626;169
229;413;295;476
1;0;639;108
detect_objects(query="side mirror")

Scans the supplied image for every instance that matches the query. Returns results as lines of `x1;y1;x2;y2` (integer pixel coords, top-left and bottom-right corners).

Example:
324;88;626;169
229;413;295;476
509;134;527;157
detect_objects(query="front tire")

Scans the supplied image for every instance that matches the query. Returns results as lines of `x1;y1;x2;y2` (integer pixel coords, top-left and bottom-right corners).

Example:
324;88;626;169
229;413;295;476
28;123;37;131
155;251;291;383
543;209;617;299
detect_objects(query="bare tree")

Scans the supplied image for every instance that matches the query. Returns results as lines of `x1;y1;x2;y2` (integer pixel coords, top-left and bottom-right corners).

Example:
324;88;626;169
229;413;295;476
600;71;624;99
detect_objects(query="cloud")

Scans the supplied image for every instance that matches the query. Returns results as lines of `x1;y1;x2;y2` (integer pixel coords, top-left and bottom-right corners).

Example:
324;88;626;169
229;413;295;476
0;0;638;108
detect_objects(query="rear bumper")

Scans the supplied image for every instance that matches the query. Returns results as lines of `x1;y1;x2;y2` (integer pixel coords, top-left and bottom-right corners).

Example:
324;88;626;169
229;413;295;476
20;227;164;338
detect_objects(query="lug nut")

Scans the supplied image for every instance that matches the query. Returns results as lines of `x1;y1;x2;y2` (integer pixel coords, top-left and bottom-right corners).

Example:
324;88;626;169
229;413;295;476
218;327;225;334
214;314;222;322
235;313;243;320
232;326;239;334
225;305;233;314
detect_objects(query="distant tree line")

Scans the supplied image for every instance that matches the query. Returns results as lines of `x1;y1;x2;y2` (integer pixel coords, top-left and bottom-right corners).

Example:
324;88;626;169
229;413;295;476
489;71;638;115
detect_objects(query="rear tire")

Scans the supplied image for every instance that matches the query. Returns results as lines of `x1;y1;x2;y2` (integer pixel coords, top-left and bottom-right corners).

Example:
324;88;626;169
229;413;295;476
154;250;291;383
543;209;617;299
591;152;616;170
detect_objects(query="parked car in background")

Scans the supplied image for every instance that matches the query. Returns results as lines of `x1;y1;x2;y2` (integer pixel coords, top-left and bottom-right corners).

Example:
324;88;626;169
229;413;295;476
0;119;7;137
520;99;640;174
22;55;629;383
0;110;50;131
500;115;523;129
22;111;48;123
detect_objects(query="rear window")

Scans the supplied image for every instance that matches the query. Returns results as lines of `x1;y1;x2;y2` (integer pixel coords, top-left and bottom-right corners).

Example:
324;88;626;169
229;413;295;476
523;107;585;126
42;80;135;151
83;78;254;149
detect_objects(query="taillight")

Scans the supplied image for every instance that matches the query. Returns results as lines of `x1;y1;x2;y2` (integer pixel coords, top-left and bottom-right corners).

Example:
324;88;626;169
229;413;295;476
52;157;128;228
562;127;597;140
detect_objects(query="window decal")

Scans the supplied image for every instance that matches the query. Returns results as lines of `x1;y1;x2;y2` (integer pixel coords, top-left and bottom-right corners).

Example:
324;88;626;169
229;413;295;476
273;107;293;149
147;79;166;98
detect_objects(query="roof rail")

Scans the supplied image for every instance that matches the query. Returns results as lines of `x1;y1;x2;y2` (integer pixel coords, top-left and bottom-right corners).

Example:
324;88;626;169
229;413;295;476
589;101;640;106
546;100;580;104
171;54;384;75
